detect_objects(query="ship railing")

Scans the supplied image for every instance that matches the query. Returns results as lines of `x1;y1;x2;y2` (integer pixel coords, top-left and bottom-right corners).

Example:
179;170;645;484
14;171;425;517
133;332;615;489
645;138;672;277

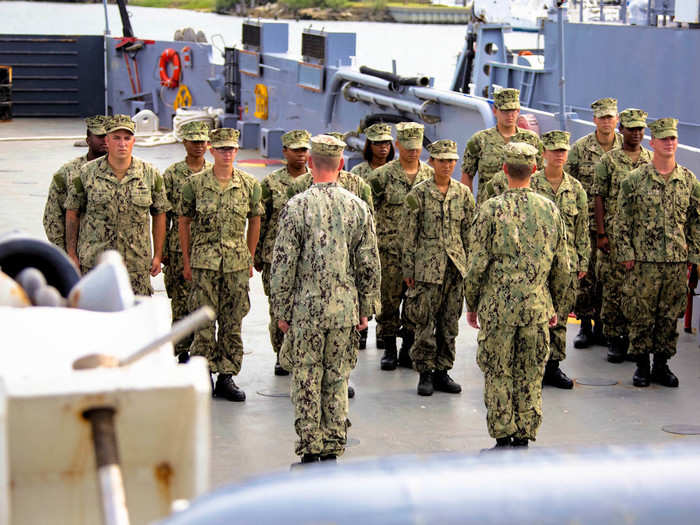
482;61;549;108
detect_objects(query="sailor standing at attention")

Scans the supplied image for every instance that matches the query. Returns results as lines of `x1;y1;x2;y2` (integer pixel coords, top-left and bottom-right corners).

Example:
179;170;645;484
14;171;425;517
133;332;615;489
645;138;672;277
271;135;380;465
615;118;700;388
402;139;475;396
254;129;311;377
65;115;170;295
461;88;543;207
179;128;263;402
592;109;653;363
565;97;623;349
43;115;108;250
162;120;212;363
465;143;570;449
366;122;433;371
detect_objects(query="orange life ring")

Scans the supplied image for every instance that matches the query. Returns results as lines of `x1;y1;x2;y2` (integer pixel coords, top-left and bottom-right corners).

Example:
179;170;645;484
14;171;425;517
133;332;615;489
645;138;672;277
159;48;181;89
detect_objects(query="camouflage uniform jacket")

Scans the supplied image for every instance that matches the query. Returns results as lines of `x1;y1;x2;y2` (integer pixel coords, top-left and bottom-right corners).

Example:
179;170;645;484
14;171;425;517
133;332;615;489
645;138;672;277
615;163;700;264
350;161;373;179
592;146;653;237
256;166;310;265
564;131;623;226
464;188;571;325
163;159;212;254
531;170;590;272
64;156;170;273
366;159;433;254
402;178;475;284
287;170;374;213
180;167;264;272
482;170;508;201
42;154;89;249
461;127;543;187
270;183;381;328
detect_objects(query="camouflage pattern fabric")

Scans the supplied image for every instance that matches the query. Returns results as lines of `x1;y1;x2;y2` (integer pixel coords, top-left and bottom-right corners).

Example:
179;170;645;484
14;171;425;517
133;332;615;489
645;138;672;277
163;249;193;354
179;167;264;272
550;272;578;361
476;321;550;440
261;262;285;354
405;261;464;372
366;159;433;336
43;154;89;249
592;147;652;338
287;170;374;213
465;188;570;441
350;161;374;180
481;170;508;201
288;325;358;456
64;156;170;294
461;127;543;206
189;268;250;374
270;182;380;329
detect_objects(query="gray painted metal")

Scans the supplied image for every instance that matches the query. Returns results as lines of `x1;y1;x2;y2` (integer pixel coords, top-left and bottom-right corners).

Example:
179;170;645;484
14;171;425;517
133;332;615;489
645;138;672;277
159;444;700;524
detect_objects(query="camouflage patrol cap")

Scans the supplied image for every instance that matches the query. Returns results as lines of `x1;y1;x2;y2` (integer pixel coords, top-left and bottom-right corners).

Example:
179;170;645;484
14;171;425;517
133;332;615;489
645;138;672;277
427;139;459;160
326;132;347;146
503;142;538;167
282;129;311;149
106;114;135;134
493;88;520;110
85;115;107;135
180;121;210;141
619;108;648;128
365;123;393;142
541;130;571;151
310;134;345;157
591;97;618;118
396;122;424;149
210;128;240;148
649;117;678;139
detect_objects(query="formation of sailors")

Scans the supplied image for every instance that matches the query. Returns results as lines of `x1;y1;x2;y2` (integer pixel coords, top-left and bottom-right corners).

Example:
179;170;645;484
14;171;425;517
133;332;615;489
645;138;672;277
42;88;697;459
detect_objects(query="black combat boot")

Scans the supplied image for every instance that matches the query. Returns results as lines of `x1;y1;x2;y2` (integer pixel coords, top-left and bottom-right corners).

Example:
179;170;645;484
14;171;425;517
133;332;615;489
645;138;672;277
301;453;320;463
398;330;414;368
573;318;593;348
380;336;398;370
511;437;529;447
376;333;385;349
214;373;246;401
481;437;511;452
651;355;679;387
274;354;290;376
348;384;355;399
417;371;434;396
543;359;574;389
177;351;190;364
607;336;626;363
359;328;368;350
320;454;337;463
433;370;462;393
593;316;606;346
632;353;651;387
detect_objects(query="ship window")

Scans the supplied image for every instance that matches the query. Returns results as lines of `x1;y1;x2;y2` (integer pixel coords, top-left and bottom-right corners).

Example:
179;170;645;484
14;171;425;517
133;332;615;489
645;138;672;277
485;42;499;56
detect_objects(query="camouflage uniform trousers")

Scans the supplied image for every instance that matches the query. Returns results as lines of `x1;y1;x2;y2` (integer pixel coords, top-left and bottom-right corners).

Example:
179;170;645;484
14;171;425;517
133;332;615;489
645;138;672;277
404;261;463;372
189;267;250;374
376;249;410;338
597;248;628;339
477;321;550;440
622;262;686;359
288;324;358;457
574;231;602;320
550;272;578;362
261;263;285;354
81;265;152;296
163;250;193;355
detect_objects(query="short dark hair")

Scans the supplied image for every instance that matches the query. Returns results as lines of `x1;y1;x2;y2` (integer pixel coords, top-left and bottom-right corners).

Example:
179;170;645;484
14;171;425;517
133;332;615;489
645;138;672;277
505;163;532;180
311;154;342;172
363;139;395;163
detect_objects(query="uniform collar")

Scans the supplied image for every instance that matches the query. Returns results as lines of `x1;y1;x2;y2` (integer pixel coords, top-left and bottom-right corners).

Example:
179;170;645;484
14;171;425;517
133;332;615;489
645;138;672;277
205;167;241;191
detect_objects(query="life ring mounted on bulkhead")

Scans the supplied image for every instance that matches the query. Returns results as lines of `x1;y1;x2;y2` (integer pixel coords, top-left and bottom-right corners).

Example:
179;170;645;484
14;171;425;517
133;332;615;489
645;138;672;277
159;48;181;89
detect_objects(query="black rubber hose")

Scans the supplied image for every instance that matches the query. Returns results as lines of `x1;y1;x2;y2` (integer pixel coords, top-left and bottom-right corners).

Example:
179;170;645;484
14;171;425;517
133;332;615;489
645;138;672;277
359;66;430;88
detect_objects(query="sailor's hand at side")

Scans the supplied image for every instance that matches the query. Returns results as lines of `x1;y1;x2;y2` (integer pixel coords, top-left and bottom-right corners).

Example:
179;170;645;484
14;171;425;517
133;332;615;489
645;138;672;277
549;313;558;327
150;256;162;277
467;311;479;329
278;320;290;334
356;316;368;331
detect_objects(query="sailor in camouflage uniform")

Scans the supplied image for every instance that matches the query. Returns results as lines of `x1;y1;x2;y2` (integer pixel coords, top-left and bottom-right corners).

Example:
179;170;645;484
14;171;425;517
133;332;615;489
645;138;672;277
592;109;653;363
402;140;475;396
65;115;170;295
162;121;212;362
179;128;263;402
461;88;543;206
615;118;700;388
534;131;589;390
565;97;623;348
465;142;570;449
43;115;107;250
270;135;380;464
350;123;395;180
366;122;433;371
255;129;311;376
